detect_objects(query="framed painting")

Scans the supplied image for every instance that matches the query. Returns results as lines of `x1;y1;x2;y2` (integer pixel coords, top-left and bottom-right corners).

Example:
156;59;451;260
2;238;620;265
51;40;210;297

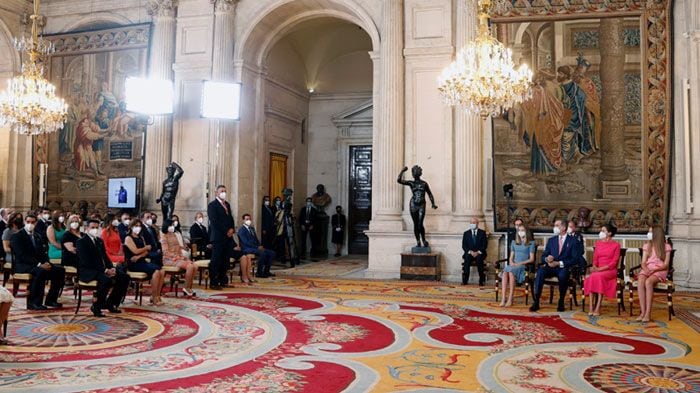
490;0;672;233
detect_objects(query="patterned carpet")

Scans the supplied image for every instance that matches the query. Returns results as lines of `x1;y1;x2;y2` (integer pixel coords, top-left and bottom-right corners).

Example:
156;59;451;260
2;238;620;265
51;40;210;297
275;257;368;277
1;277;699;392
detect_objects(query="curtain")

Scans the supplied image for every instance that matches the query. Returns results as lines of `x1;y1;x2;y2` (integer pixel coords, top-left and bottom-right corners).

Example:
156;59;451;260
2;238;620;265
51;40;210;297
269;153;287;199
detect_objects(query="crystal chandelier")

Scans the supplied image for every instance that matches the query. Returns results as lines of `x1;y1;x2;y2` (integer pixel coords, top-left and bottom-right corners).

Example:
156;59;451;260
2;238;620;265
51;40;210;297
0;0;67;135
438;0;532;118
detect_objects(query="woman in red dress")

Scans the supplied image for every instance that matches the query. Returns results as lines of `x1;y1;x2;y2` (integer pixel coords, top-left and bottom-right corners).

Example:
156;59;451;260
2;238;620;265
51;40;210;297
102;213;125;265
583;224;621;316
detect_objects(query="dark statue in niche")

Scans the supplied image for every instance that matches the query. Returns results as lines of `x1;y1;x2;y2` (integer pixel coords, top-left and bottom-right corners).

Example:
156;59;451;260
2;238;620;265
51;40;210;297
311;184;332;213
398;165;438;249
156;162;184;222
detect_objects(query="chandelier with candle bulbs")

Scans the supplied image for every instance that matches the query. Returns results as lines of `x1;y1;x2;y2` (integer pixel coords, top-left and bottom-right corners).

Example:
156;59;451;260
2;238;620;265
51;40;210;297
0;0;67;135
438;0;532;118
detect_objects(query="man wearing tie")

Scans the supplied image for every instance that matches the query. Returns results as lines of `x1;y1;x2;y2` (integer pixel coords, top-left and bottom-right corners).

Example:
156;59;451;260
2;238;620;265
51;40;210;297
529;219;582;312
11;214;65;310
461;217;488;286
261;196;276;250
207;185;236;289
298;198;316;259
238;214;275;278
77;219;130;317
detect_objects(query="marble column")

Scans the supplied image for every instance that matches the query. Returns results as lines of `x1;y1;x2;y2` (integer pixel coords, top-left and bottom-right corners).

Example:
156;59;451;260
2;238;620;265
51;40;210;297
450;0;484;231
371;0;405;231
143;0;177;209
209;0;238;196
599;18;629;188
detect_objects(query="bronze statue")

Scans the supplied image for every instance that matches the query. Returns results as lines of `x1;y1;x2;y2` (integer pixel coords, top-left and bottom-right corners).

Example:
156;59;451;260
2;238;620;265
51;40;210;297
398;165;438;248
156;162;184;222
311;184;332;213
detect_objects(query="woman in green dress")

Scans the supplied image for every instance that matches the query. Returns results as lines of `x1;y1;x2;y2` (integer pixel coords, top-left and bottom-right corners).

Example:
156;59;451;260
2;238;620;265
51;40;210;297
47;210;66;261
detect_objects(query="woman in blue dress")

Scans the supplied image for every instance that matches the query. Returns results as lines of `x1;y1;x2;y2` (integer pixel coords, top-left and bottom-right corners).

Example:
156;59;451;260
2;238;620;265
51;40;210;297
499;224;536;307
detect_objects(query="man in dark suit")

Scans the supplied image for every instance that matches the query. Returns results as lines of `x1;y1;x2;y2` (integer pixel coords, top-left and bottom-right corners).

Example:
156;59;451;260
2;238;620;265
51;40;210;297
117;212;131;242
77;219;130;317
140;211;162;266
238;213;275;278
298;198;316;259
189;211;210;258
34;207;52;246
207;185;236;289
462;217;488;286
11;214;65;310
0;208;7;261
566;220;586;270
261;196;276;250
530;219;583;312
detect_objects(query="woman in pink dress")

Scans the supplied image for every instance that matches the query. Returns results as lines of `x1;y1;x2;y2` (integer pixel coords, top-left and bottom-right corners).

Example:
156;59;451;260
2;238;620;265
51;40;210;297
583;224;620;316
160;219;196;296
636;226;672;322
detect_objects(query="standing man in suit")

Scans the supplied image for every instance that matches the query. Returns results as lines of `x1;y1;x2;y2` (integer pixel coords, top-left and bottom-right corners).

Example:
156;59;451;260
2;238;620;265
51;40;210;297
77;219;130;317
261;196;276;250
238;213;275;278
298;198;316;259
462;217;488;286
529;219;583;312
11;214;65;310
208;185;235;290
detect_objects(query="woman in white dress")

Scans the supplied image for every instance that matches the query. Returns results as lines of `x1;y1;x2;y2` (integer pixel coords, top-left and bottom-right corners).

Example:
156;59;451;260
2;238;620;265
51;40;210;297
0;286;13;345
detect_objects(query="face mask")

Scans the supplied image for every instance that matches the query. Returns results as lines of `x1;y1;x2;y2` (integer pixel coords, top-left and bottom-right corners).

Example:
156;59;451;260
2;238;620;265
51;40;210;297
264;201;270;206
25;223;35;232
598;231;607;240
553;227;561;235
152;218;158;225
112;220;119;227
197;217;204;224
168;226;175;233
70;222;80;230
468;223;477;230
219;192;227;200
647;232;653;240
89;228;99;237
132;226;142;235
123;219;131;226
306;202;312;207
566;227;573;234
173;221;179;227
58;216;65;223
518;231;526;238
145;219;153;226
275;201;281;207
42;214;50;220
244;219;252;227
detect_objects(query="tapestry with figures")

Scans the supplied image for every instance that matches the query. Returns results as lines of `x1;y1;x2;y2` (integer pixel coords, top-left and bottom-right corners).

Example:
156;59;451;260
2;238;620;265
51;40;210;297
33;24;151;215
490;0;671;233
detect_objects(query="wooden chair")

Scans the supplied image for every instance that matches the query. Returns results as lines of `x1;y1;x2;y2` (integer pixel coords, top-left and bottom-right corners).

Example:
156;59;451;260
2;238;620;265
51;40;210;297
2;259;11;286
9;252;32;297
581;248;627;315
51;258;76;298
628;248;676;321
162;265;184;297
194;259;210;288
522;250;540;305
536;246;581;310
122;245;148;306
494;243;538;303
74;278;98;315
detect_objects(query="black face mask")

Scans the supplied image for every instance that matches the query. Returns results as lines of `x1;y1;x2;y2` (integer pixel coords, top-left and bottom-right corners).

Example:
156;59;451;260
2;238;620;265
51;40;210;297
13;219;23;227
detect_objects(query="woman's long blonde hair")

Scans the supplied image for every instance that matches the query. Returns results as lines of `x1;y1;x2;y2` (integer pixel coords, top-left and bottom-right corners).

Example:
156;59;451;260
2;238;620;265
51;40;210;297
650;225;666;258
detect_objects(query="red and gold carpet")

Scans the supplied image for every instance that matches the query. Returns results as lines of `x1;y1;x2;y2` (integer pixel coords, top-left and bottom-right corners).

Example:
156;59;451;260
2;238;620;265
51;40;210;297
2;277;699;392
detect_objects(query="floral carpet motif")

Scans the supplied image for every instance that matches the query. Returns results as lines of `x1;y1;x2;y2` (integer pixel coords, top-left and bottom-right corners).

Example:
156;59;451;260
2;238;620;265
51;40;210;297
0;277;698;392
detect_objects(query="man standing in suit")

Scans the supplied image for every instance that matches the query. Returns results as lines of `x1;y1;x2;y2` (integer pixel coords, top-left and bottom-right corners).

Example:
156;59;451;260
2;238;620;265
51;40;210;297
11;214;65;310
261;196;276;250
208;185;236;289
298;198;316;259
462;217;488;286
77;219;130;317
238;213;275;278
530;219;582;312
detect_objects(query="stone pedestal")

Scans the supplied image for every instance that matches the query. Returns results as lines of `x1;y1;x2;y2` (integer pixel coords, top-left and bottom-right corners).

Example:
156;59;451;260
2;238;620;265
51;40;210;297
401;253;440;280
311;214;329;259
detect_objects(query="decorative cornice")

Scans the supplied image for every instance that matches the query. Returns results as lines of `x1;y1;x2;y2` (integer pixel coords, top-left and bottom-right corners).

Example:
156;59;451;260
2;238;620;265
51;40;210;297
147;0;178;18
46;24;151;55
210;0;238;13
265;106;303;125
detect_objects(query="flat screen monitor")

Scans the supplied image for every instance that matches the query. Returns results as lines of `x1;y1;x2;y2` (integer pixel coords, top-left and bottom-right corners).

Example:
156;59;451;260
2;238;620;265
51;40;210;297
108;177;137;208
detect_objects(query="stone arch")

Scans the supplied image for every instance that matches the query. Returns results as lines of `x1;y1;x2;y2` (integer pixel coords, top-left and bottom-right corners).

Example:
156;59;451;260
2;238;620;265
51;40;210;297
0;18;20;75
59;12;134;33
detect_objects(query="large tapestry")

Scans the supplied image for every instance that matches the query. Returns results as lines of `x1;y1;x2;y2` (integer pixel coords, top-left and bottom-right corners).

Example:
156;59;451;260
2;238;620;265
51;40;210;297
34;24;151;214
490;1;671;233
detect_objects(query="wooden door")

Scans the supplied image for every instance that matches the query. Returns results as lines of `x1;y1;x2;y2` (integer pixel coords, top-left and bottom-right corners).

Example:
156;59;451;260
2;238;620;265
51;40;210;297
348;145;372;254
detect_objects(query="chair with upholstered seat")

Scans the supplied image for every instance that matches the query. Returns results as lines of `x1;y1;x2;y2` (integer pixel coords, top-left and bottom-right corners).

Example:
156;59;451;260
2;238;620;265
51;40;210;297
126;271;148;306
74;278;99;315
628;248;676;321
162;265;184;297
9;252;32;297
2;260;11;286
581;248;627;315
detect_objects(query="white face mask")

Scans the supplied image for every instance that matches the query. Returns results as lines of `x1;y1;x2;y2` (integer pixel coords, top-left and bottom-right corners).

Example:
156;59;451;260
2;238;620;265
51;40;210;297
112;220;119;227
264;201;270;206
306;202;312;207
566;227;573;234
196;217;204;224
244;219;252;227
25;223;35;232
42;214;50;221
219;192;227;200
173;221;179;227
70;222;80;230
123;219;131;226
132;226;142;235
58;216;65;223
145;218;153;226
468;223;477;230
518;231;526;238
647;232;653;240
88;228;99;237
553;227;561;235
598;231;607;240
168;226;175;233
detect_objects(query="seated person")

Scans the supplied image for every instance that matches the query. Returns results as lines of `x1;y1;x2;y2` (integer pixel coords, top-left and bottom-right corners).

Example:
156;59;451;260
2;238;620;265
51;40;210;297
117;212;131;242
124;219;165;306
237;213;275;279
61;214;84;268
11;214;65;310
583;224;621;316
46;210;66;261
102;214;125;264
2;212;23;267
529;219;582;312
636;226;672;322
461;218;488;286
189;211;211;258
141;211;163;266
161;219;197;296
499;224;535;307
77;219;130;317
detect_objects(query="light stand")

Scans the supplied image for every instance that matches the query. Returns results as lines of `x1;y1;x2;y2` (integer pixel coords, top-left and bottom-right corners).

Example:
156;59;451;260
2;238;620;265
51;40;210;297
503;184;514;260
